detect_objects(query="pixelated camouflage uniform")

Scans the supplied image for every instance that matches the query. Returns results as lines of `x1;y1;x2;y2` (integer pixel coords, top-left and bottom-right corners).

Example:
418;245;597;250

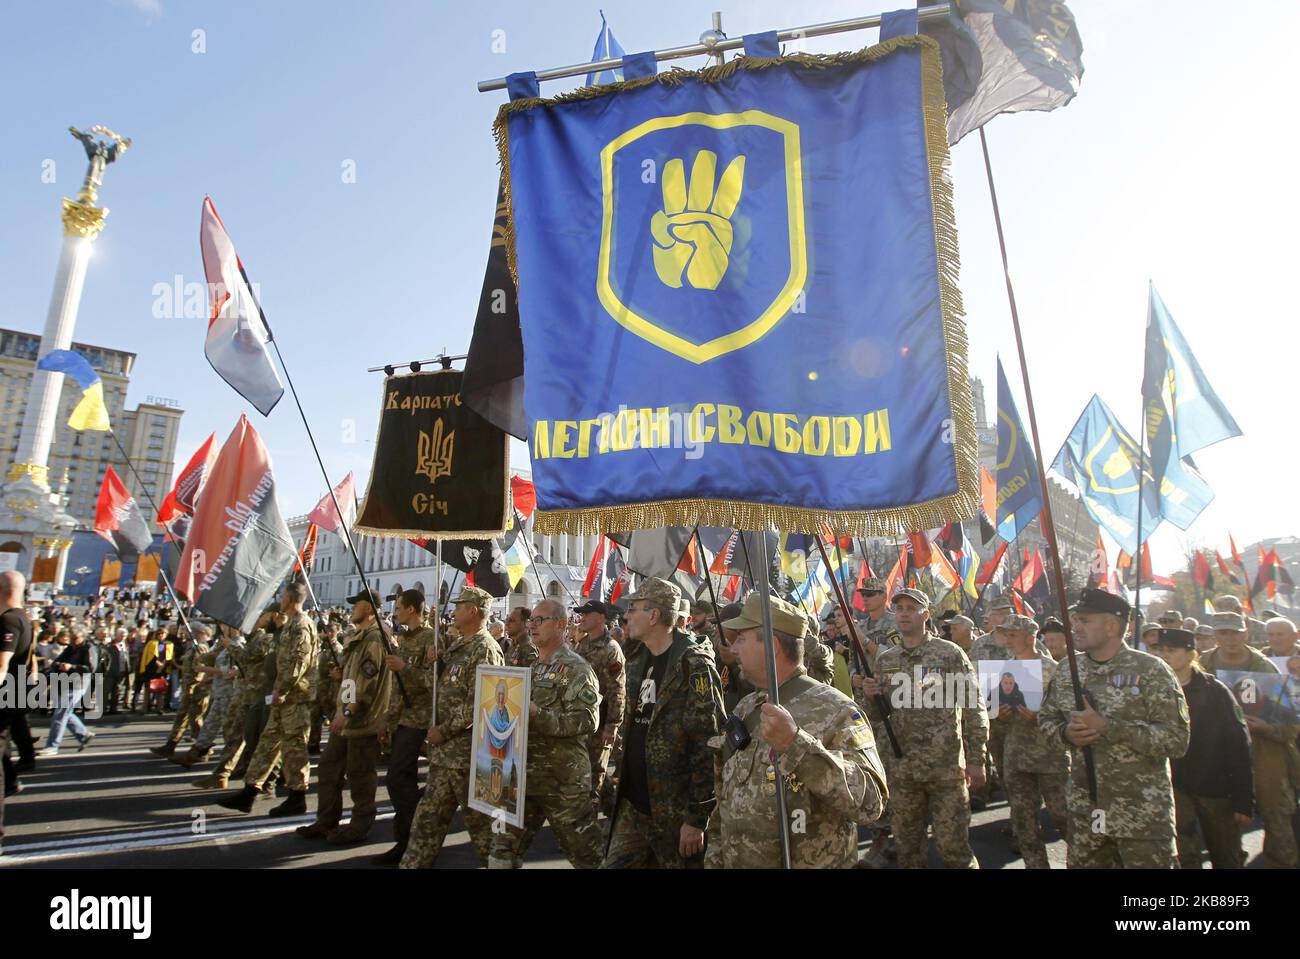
968;632;1011;799
707;668;887;869
603;629;725;868
400;626;504;869
1039;643;1190;869
490;643;604;869
316;623;392;836
165;636;212;745
242;612;318;793
575;628;626;809
192;642;238;752
1002;654;1070;868
875;636;988;869
802;637;835;686
207;627;276;783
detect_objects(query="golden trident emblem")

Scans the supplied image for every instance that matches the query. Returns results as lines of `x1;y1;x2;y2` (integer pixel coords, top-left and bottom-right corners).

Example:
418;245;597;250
416;418;454;484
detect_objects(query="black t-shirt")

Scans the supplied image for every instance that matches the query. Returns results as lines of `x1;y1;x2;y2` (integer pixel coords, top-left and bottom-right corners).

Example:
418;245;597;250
1;607;33;728
620;646;672;816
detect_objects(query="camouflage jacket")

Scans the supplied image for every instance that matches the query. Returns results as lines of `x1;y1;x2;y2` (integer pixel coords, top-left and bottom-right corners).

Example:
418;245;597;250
1199;645;1276;676
528;643;600;764
575;629;626;737
850;611;901;722
272;611;318;706
505;637;539;669
1002;655;1068;775
610;629;726;851
1039;644;1190;839
430;626;504;769
874;636;988;782
232;628;277;709
707;669;887;869
1197;653;1299;786
387;624;437;731
178;639;211;690
337;623;392;737
803;638;835;685
317;631;344;711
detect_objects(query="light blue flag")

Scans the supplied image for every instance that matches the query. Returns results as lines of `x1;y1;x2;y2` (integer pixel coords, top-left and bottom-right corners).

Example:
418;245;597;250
1142;284;1239;529
994;357;1042;542
1143;284;1242;458
586;10;625;87
1051;395;1163;556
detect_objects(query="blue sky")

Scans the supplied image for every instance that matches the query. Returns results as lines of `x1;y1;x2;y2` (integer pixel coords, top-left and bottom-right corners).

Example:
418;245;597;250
2;0;1294;576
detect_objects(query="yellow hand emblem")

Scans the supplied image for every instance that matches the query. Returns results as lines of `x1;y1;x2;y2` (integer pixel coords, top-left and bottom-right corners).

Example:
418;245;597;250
650;150;745;290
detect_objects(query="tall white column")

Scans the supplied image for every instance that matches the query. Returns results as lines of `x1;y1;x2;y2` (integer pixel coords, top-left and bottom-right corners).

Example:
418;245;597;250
11;234;94;484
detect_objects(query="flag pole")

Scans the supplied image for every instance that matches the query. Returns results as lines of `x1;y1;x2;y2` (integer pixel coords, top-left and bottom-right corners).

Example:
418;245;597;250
1132;431;1146;639
979;126;1097;804
266;340;409;707
105;428;197;644
692;526;726;643
751;527;792;870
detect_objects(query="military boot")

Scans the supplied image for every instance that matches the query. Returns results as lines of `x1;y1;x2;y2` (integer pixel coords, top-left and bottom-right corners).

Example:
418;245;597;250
192;773;228;790
169;746;210;769
217;784;262;813
149;740;178;757
268;790;307;817
296;821;335;839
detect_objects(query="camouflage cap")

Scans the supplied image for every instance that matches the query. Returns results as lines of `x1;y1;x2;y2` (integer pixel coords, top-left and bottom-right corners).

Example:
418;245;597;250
990;595;1015;610
677;597;691;619
950;614;974;628
452;585;493;611
1212;611;1246;632
721;592;808;639
1157;610;1183;626
891;587;929;608
996;613;1037;633
1214;595;1243;613
627;576;681;619
1195;624;1214;636
857;576;886;593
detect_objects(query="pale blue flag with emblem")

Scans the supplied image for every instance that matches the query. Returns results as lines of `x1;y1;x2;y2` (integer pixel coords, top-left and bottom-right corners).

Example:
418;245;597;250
586;11;625;87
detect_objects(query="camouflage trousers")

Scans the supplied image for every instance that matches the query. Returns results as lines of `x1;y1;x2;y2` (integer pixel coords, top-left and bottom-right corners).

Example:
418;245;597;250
167;685;211;745
1005;768;1068;869
1254;758;1298;868
193;686;233;752
399;763;494;869
602;800;703;869
891;778;977;869
1066;823;1176;869
211;703;249;779
244;703;312;793
489;760;602;869
1174;790;1244;870
972;719;1007;801
316;732;380;834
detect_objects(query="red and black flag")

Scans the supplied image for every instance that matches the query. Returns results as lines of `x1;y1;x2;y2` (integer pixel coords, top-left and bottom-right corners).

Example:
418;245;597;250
157;432;217;543
582;535;627;602
1193;551;1213;592
295;523;319;580
94;466;153;560
1215;550;1240;585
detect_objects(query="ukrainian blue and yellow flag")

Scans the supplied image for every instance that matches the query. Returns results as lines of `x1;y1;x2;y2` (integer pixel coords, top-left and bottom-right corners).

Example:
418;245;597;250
497;24;978;536
37;349;111;431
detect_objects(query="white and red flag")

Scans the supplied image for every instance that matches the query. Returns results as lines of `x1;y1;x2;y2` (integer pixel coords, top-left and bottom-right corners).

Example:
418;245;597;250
200;197;284;416
307;471;358;535
94;466;153;559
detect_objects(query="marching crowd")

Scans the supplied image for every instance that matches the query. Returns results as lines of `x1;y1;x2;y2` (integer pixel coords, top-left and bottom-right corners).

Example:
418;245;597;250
2;565;1298;869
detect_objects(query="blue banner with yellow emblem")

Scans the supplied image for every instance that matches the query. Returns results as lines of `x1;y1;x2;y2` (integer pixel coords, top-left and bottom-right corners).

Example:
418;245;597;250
496;35;978;535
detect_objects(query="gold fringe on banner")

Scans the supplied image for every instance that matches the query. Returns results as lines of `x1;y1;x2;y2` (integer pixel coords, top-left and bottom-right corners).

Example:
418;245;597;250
499;35;980;538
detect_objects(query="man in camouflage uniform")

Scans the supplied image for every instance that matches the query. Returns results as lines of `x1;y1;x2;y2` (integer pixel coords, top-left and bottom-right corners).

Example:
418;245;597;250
968;596;1014;808
503;606;536;668
866;588;988;868
401;586;504;868
171;625;242;768
848;577;902;868
713;601;754;715
998;614;1069;868
193;612;278;790
573;599;626;814
372;588;437;864
1214;594;1267;649
297;588;393;839
218;583;319;816
604;578;725;868
707;594;887;868
801;617;836;685
1039;589;1190;868
1198;611;1298;868
489;598;605;868
150;623;213;757
309;623;344;755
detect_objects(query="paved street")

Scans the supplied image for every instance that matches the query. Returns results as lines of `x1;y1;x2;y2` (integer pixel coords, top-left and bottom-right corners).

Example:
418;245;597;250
0;711;1271;869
